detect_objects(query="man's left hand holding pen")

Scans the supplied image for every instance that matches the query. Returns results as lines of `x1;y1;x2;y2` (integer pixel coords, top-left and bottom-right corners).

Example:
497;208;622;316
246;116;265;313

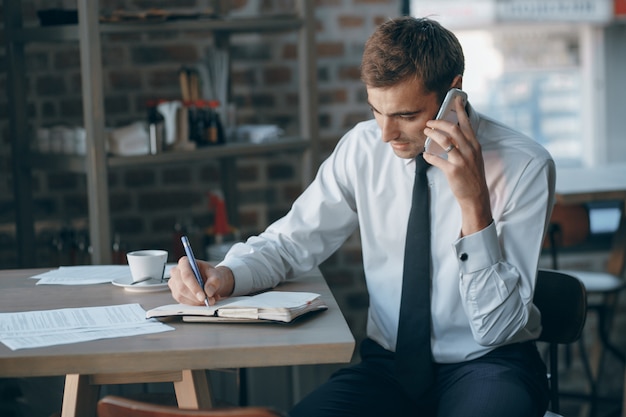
168;257;235;306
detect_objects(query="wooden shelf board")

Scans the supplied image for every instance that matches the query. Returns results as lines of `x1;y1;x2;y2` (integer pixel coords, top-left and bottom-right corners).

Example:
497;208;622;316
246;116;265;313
27;138;310;173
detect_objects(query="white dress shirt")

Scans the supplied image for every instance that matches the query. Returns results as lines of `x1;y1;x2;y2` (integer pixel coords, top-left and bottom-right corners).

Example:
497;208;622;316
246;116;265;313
220;103;556;364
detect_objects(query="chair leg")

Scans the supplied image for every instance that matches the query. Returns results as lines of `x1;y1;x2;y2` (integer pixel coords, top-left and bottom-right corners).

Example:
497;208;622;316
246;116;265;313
578;328;602;417
550;343;560;414
565;344;573;369
588;302;625;417
596;298;626;364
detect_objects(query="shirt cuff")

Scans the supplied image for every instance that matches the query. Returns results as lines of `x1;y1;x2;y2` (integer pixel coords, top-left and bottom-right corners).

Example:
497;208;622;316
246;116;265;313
453;221;502;273
216;258;255;296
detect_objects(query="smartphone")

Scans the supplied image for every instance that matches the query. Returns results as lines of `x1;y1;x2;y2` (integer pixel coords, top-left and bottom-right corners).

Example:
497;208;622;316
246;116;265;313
424;88;468;159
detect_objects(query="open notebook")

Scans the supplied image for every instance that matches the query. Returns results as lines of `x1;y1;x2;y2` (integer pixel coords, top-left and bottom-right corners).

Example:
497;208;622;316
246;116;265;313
146;291;327;323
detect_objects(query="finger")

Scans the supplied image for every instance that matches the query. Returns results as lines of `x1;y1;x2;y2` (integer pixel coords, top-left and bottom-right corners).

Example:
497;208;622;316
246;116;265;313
455;95;469;126
425;119;454;137
204;273;220;298
204;265;235;304
178;256;202;288
204;269;229;303
196;261;217;294
169;262;196;301
423;150;446;169
167;272;204;305
424;125;455;155
188;261;223;305
454;96;478;151
176;256;208;304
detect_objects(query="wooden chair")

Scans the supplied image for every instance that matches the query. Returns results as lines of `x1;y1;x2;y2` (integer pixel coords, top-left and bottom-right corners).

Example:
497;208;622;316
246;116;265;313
97;395;284;417
535;269;588;416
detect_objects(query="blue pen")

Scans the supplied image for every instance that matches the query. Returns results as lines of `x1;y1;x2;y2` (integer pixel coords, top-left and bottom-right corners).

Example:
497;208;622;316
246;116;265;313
181;235;210;307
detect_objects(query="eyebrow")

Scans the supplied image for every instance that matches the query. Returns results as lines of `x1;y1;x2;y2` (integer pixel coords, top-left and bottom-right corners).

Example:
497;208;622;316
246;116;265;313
367;101;421;117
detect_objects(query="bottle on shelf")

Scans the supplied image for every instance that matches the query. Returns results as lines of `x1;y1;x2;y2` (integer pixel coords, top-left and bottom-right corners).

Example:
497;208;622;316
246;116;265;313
205;190;239;262
187;100;204;146
146;100;165;154
188;100;226;147
205;100;225;146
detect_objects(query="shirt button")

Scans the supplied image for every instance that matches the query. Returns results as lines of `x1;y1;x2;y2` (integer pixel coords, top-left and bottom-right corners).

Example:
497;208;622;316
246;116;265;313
459;253;468;261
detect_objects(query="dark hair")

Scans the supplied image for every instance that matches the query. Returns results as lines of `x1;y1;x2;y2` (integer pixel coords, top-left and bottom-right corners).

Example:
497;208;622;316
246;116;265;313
361;16;465;101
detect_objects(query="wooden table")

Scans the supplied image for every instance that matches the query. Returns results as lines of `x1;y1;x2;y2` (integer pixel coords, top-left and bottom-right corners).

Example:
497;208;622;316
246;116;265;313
0;268;355;417
554;164;626;416
555;164;626;279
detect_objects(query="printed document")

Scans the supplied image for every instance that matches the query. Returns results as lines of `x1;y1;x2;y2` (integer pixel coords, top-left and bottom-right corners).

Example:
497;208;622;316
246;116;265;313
32;264;174;285
0;303;173;350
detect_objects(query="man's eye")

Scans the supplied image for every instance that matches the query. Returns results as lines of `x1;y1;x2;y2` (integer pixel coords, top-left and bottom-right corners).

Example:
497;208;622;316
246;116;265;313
399;114;416;121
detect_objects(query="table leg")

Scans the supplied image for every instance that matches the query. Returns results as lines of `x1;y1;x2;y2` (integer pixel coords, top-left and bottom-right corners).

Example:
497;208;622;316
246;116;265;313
174;369;214;408
59;370;213;415
60;374;100;417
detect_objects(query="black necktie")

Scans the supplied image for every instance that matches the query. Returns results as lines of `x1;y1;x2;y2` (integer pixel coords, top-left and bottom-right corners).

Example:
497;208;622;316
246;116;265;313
395;154;434;401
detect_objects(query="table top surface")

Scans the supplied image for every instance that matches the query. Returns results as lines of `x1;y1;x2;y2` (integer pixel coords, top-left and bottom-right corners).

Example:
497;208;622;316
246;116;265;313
0;267;355;378
555;163;626;203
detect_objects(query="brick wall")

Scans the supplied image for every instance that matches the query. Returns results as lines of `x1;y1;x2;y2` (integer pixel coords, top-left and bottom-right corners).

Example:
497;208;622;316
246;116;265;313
0;0;401;347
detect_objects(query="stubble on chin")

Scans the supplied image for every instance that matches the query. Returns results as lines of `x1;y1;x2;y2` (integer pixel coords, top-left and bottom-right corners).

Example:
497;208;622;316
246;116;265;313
389;141;424;160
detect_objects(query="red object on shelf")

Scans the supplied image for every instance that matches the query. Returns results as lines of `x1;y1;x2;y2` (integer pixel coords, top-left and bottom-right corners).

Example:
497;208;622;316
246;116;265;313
209;191;230;236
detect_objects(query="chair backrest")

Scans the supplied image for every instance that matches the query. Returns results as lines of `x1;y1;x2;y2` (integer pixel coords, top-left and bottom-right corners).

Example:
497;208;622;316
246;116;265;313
534;269;587;414
535;269;587;345
97;395;284;417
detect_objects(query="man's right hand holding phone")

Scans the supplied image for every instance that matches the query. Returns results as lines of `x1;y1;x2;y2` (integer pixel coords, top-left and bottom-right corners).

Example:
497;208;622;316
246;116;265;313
424;88;468;159
422;89;493;238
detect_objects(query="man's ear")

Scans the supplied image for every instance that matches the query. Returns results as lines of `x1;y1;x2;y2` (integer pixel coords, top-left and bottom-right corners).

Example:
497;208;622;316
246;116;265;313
451;74;463;90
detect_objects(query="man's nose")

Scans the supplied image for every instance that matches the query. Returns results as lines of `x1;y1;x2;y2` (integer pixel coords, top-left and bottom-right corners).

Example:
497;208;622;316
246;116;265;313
380;117;399;142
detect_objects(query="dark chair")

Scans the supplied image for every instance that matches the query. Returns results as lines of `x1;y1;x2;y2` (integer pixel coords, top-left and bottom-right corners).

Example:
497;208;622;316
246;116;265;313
97;395;284;417
535;269;588;415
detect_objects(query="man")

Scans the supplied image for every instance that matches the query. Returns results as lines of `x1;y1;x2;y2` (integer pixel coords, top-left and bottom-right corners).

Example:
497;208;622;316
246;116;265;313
169;16;555;417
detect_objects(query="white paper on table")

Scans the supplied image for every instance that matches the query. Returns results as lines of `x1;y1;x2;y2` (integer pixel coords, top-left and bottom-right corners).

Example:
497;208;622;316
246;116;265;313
32;264;175;285
32;265;131;285
0;303;174;350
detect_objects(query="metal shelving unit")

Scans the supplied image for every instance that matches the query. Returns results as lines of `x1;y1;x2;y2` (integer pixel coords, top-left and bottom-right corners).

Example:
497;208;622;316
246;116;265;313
4;0;319;266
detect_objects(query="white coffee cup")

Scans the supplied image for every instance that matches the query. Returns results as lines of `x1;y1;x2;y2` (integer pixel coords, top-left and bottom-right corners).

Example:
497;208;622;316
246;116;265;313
126;250;168;283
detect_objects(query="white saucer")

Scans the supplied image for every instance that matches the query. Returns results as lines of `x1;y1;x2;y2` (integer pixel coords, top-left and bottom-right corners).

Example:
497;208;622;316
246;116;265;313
112;276;169;293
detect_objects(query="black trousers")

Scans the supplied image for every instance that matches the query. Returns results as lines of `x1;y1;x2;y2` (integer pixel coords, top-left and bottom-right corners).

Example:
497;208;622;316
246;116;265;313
290;338;550;417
